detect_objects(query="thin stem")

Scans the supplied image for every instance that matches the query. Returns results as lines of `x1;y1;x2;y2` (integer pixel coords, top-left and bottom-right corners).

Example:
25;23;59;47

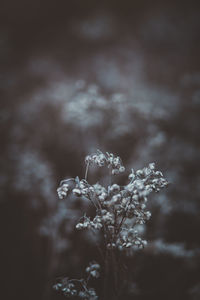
116;196;134;234
86;274;91;284
60;178;76;186
85;162;89;180
103;248;109;300
90;229;104;261
69;279;88;292
111;249;119;299
109;167;113;186
87;193;98;209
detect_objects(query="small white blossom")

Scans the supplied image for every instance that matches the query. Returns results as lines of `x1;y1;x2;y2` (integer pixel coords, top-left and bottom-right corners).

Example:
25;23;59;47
86;262;100;278
73;188;82;197
53;278;77;297
85;150;125;175
57;183;69;199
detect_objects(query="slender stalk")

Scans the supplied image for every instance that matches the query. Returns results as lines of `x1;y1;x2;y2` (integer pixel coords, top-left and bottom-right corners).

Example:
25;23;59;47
85;162;89;180
103;247;109;300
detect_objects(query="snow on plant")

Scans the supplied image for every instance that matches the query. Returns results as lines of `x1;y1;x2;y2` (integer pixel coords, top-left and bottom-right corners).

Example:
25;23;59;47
55;150;168;299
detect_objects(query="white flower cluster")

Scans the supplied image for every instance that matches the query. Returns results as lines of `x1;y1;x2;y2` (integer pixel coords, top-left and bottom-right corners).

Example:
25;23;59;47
57;183;69;199
77;154;167;250
55;151;168;299
53;278;77;297
53;262;99;299
76;215;103;230
116;228;147;250
85;150;125;175
72;179;94;198
79;288;98;300
57;151;168;252
86;262;100;278
93;183;107;201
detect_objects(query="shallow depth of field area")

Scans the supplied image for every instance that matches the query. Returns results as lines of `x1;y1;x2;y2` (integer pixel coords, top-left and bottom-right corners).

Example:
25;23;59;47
0;1;200;300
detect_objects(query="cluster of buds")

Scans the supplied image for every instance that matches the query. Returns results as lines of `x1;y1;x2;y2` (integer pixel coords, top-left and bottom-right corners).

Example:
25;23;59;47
57;151;168;252
76;210;115;230
53;262;99;299
93;183;108;202
53;278;77;297
73;179;94;198
128;163;168;194
76;215;103;230
85;150;125;175
78;288;98;300
57;183;69;199
117;228;147;250
86;262;100;278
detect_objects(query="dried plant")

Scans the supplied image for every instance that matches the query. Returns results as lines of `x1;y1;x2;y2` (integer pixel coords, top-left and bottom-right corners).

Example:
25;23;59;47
54;150;168;299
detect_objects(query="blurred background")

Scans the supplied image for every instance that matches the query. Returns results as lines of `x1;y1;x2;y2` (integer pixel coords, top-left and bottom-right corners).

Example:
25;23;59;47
0;1;200;299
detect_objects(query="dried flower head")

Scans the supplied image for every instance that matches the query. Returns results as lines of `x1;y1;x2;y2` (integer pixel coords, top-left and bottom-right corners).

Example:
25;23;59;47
55;150;168;299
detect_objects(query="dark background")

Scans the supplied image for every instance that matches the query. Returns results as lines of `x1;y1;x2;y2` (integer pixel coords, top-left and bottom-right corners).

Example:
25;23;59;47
0;1;200;299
